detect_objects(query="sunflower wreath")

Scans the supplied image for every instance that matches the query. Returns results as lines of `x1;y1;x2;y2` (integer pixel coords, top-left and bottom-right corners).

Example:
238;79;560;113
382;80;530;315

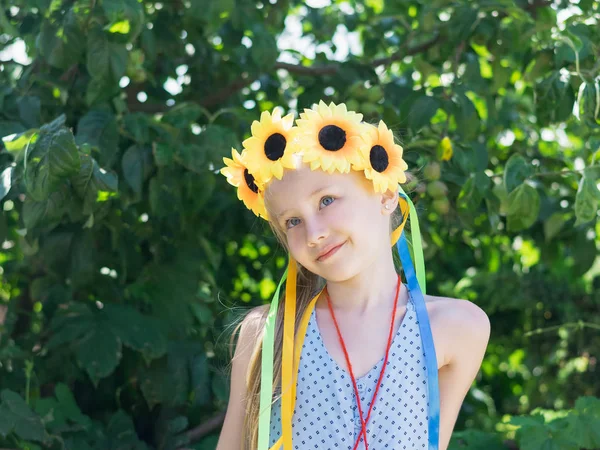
220;100;409;219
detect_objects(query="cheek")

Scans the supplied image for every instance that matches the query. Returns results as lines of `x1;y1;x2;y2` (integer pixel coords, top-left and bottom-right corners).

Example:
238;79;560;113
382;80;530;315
286;231;305;257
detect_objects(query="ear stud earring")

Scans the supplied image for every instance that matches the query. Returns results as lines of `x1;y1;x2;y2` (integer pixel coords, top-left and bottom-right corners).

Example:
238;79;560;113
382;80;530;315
385;205;390;210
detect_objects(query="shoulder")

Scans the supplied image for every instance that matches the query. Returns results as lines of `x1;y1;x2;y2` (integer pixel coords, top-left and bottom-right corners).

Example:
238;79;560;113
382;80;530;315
237;304;270;345
425;294;489;327
229;304;270;386
424;294;491;368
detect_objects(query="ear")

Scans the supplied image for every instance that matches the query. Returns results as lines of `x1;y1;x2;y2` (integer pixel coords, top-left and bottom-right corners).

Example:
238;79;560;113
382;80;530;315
381;185;399;215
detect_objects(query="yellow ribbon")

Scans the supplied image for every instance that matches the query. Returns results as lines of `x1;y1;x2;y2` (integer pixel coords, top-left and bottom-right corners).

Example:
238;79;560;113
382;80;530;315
280;257;297;450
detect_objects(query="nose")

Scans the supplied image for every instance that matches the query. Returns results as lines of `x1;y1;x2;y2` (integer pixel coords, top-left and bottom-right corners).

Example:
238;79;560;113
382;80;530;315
305;217;328;247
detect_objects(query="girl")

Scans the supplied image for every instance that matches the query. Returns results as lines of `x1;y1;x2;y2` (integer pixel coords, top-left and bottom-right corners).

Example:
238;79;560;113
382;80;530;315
217;101;490;450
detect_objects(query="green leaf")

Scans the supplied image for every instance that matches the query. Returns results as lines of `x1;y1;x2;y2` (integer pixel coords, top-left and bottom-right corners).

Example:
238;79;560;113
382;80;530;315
140;347;192;409
24;127;80;201
574;168;600;225
513;413;579;450
457;171;490;212
251;29;278;68
544;212;568;242
17;96;41;129
53;383;92;427
123;113;151;143
102;0;145;41
87;27;110;79
104;304;167;362
453;92;479;140
47;302;122;386
148;173;181;218
107;20;131;34
109;43;129;81
105;410;149;450
153;142;174;167
503;154;533;194
534;71;575;126
86;76;119;107
2;129;38;153
36;14;85;69
34;383;92;431
75;318;122;386
85;32;127;83
76;110;120;167
0;121;27;140
524;50;554;82
578;81;600;128
190;353;211;407
122;145;145;196
408;96;440;132
176;144;206;173
507;184;540;231
189;0;234;25
71;153;118;215
162;102;203;128
453;6;478;42
198;125;240;166
22;187;68;229
0;389;46;442
47;303;95;350
69;231;97;287
0;166;13;201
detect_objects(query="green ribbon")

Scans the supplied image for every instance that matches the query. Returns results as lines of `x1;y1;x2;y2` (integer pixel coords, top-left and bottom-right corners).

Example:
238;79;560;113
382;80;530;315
398;185;426;294
257;265;287;449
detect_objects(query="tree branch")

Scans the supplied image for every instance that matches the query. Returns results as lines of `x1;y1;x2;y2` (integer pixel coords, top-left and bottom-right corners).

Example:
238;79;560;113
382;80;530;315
274;32;441;76
370;32;441;68
202;73;253;108
127;33;441;113
180;411;226;446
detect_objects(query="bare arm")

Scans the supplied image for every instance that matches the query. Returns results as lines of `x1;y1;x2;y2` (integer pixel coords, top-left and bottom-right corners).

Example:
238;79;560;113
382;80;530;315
437;300;491;450
216;305;267;450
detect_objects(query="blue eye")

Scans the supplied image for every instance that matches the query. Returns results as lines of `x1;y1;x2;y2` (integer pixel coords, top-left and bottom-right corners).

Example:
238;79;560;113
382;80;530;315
320;196;335;208
285;217;301;229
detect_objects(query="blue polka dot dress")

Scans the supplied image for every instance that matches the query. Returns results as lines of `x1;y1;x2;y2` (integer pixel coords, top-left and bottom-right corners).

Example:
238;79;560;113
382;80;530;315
269;284;432;449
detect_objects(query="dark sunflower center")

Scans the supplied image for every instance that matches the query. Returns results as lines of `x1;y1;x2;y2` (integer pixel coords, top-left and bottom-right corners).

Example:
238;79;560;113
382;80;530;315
318;125;346;151
264;133;286;161
370;145;389;172
244;169;259;193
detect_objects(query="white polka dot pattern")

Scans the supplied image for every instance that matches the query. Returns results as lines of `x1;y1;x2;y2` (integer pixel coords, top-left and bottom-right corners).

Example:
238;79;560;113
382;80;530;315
269;286;429;449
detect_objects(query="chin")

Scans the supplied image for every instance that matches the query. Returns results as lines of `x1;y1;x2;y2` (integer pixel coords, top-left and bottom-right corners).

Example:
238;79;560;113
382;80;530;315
313;263;359;283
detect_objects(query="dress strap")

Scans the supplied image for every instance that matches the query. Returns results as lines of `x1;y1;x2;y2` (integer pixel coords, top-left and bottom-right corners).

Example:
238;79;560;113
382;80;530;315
396;232;440;450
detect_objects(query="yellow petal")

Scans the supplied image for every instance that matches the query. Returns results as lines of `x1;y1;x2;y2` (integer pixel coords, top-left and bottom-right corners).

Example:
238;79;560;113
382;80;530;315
272;161;284;179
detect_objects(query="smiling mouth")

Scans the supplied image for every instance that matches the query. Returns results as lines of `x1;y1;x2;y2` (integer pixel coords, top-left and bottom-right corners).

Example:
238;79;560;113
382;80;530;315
317;241;346;262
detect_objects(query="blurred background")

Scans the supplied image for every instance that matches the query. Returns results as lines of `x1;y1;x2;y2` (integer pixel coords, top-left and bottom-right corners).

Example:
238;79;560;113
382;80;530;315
0;0;599;449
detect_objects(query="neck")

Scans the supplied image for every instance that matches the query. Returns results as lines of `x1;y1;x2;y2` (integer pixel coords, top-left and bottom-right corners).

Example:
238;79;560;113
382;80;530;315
318;248;407;316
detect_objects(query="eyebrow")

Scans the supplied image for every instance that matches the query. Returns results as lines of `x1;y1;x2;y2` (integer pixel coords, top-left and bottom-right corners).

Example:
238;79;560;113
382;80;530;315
275;185;334;219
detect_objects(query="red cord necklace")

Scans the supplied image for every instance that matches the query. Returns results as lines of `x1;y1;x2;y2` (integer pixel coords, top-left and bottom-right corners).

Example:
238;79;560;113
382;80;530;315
324;274;402;450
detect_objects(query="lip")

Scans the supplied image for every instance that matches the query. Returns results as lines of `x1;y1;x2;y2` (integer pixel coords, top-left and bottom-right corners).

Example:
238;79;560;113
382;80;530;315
317;241;346;262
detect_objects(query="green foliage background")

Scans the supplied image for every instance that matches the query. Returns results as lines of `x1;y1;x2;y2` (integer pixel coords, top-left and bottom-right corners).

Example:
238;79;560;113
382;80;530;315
0;0;599;449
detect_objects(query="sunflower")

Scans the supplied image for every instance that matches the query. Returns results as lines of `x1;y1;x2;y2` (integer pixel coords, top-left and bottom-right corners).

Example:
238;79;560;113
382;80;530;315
241;108;297;185
353;121;409;193
220;148;269;219
293;100;364;174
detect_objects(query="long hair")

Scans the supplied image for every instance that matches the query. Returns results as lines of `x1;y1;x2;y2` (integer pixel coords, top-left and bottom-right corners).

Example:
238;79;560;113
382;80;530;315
231;170;418;450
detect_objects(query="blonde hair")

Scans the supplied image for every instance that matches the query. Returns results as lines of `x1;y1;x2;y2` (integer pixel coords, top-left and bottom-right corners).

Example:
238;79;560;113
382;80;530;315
229;169;418;450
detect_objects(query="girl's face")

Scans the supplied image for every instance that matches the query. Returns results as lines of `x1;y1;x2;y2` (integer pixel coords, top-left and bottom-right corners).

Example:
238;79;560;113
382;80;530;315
264;165;396;282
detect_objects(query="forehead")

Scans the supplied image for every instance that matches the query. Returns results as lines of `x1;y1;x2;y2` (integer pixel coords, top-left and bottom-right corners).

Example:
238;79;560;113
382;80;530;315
264;165;373;215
